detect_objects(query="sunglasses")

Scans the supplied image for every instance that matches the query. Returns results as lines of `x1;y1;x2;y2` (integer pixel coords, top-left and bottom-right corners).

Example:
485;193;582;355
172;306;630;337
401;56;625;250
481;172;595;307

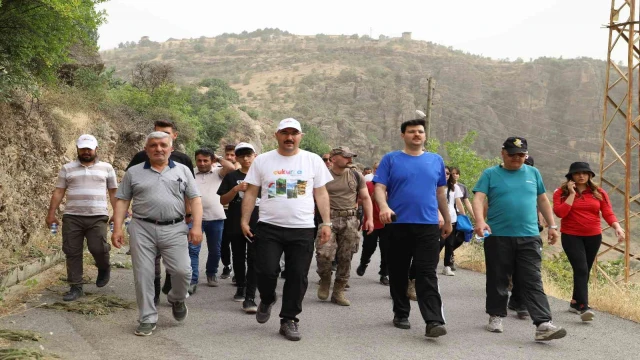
507;153;527;158
322;158;330;162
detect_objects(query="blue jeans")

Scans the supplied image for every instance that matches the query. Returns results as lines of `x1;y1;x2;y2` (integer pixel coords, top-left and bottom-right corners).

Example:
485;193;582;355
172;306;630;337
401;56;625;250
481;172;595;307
188;220;224;284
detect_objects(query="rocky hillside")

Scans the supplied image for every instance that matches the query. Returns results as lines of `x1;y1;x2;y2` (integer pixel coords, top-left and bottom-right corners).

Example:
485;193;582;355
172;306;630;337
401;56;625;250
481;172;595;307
102;30;612;185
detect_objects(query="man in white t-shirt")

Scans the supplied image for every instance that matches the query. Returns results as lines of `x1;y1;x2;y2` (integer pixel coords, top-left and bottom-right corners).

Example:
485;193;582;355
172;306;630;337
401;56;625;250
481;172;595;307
241;118;332;341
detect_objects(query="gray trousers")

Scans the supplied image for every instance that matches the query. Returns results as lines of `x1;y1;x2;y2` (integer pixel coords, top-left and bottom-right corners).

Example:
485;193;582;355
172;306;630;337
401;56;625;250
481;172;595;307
129;219;191;324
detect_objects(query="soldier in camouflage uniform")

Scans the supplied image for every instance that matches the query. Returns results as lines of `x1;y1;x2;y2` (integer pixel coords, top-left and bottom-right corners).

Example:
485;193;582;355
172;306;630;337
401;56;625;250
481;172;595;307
316;147;374;306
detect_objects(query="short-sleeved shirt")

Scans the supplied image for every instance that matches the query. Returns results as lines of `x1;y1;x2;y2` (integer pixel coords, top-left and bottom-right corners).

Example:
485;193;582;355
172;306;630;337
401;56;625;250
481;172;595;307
447;184;464;223
217;169;260;235
326;168;366;210
457;183;470;200
473;165;545;237
196;167;226;221
244;150;333;228
127;150;195;178
56;160;118;216
373;151;446;224
116;160;200;220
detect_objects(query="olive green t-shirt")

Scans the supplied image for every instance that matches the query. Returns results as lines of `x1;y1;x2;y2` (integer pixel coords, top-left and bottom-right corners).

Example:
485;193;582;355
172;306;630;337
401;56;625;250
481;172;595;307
326;168;366;210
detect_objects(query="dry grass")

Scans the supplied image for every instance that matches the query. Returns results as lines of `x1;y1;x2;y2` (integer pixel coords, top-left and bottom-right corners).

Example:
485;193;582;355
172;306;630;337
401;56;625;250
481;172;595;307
453;241;486;273
0;348;59;359
0;330;40;342
42;295;134;316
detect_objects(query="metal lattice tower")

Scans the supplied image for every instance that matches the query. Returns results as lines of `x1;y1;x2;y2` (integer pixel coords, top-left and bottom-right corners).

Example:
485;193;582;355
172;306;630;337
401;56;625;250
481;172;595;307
599;0;640;283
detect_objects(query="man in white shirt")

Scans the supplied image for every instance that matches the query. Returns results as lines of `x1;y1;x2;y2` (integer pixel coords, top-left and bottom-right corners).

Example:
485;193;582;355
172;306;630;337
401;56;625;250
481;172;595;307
241;118;332;341
190;148;235;294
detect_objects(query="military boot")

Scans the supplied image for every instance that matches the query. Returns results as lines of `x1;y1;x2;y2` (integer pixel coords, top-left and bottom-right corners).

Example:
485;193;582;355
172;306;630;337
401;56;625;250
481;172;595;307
407;279;417;301
331;280;351;306
317;274;331;300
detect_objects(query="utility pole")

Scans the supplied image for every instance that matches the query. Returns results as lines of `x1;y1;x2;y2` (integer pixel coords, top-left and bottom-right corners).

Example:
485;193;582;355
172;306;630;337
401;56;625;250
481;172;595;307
425;77;436;142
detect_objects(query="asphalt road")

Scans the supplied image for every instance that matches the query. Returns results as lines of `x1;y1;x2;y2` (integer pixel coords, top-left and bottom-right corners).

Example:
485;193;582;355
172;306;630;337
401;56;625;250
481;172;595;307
3;244;640;360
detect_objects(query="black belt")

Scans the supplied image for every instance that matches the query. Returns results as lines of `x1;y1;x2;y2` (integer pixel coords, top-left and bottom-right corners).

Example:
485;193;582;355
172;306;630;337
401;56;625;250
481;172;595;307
135;216;184;225
330;209;357;217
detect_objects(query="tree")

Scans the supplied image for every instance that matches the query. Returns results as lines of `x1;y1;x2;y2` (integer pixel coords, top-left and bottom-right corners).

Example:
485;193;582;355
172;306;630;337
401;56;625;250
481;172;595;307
131;62;175;94
300;124;331;154
443;131;501;192
0;0;107;100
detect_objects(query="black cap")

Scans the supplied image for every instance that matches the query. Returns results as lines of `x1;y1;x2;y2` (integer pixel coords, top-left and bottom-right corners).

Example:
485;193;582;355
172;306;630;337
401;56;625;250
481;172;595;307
502;137;528;154
524;155;534;166
565;162;596;180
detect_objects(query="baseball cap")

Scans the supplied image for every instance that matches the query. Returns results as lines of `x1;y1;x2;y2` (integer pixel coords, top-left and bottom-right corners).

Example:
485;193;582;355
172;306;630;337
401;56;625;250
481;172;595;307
276;118;302;132
235;142;256;154
76;134;98;150
502;136;528;154
330;146;357;158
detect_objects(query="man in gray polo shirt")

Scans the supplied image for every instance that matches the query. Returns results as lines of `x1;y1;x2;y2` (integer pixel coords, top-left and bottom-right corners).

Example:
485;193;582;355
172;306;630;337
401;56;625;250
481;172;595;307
111;131;203;336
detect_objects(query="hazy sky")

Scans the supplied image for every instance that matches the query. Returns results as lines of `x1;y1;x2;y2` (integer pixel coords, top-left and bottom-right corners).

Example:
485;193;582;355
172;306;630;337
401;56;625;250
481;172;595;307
98;0;613;60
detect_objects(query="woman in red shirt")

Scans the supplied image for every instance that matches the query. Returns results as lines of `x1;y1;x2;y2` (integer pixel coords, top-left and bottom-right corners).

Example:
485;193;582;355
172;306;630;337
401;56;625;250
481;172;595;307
553;162;624;322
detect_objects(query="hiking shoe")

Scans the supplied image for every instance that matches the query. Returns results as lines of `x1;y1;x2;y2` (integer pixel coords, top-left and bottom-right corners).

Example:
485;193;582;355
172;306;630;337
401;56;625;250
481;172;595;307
393;316;410;329
442;266;455;276
279;320;301;341
486;315;503;333
220;266;231;279
188;284;197;295
134;322;156;336
425;322;447;338
243;298;258;314
256;299;275;324
580;308;595;322
535;322;567;341
161;275;172;295
62;285;84;301
356;263;367;276
96;267;110;288
170;300;188;322
234;287;246;302
380;275;390;286
154;278;161;306
317;275;331;300
207;275;219;287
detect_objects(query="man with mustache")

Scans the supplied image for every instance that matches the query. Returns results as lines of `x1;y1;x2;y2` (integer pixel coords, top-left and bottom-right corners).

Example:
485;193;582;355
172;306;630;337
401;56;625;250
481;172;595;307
316;147;374;306
46;134;118;301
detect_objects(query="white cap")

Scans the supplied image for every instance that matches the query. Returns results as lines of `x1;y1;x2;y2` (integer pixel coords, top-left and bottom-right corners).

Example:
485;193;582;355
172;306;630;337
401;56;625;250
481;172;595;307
276;118;302;132
76;134;98;150
235;142;256;153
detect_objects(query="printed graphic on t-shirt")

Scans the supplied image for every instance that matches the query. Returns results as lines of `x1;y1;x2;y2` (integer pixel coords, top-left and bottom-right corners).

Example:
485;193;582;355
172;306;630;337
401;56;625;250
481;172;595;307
269;178;308;199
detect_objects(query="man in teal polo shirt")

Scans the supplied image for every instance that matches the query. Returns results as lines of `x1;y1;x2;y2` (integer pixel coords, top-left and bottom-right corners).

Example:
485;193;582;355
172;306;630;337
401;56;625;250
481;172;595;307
472;136;566;342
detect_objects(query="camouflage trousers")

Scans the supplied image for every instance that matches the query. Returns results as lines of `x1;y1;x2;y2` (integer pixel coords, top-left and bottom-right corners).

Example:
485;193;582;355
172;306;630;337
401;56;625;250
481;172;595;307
316;215;360;282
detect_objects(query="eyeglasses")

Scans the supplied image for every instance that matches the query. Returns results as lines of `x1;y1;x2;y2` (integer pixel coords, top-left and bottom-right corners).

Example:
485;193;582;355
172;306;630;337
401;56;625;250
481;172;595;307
322;158;330;162
507;153;527;158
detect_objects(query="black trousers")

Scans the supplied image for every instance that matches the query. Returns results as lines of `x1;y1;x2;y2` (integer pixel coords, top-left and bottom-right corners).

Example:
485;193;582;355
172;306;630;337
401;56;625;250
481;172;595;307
221;211;232;267
388;224;445;324
255;222;314;323
439;222;463;267
230;233;257;298
359;227;389;276
561;233;602;309
484;236;552;325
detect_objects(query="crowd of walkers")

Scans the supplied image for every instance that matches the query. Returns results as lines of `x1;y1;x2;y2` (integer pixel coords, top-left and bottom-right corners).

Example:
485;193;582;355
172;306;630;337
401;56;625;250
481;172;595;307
46;116;624;342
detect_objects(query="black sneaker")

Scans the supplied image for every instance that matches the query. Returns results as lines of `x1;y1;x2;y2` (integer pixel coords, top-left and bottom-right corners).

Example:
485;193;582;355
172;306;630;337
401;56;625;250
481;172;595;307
243;298;258;314
380;275;390;286
425;322;447;338
256;299;276;324
161;274;172;295
96;267;111;288
170;301;188;322
234;287;245;302
154;278;161;306
134;322;156;336
279;320;301;341
393;316;411;329
62;285;83;301
220;266;231;279
231;275;237;285
356;263;367;276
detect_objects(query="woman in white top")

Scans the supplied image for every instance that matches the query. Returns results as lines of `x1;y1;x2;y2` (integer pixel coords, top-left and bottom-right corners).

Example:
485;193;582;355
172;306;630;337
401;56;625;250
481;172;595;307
439;166;465;276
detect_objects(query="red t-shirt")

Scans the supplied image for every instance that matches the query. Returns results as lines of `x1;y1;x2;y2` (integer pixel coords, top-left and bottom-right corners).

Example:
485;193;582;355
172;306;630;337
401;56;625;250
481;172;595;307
364;181;384;230
553;187;618;236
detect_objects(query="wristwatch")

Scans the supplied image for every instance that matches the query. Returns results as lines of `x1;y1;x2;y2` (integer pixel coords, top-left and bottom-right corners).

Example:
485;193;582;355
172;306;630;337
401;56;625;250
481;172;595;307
549;225;558;230
319;222;333;228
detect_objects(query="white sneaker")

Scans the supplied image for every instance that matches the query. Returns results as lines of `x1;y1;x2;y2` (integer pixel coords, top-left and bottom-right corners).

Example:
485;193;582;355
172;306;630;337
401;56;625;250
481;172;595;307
535;321;567;341
580;309;595;322
442;266;455;276
486;315;503;333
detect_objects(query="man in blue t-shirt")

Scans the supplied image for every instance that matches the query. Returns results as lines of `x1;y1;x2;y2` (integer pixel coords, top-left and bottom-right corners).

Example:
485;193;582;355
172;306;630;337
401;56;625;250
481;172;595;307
472;136;566;342
374;118;452;338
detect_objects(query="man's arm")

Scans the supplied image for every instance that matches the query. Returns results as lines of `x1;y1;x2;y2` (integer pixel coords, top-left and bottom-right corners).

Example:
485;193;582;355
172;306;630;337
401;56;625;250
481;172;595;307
374;183;393;224
358;186;374;234
537;193;559;245
46;188;66;226
472;191;491;237
241;184;260;237
437;186;452;238
463;198;474;219
216;155;236;178
188;197;203;245
111;198;131;248
314;186;332;245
